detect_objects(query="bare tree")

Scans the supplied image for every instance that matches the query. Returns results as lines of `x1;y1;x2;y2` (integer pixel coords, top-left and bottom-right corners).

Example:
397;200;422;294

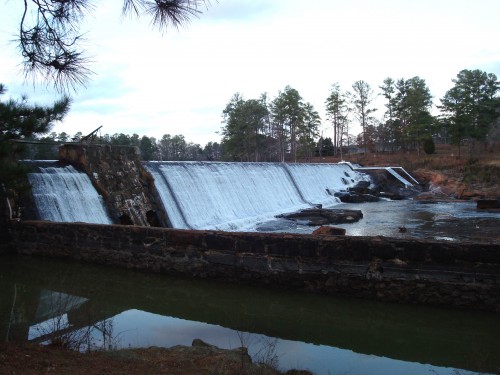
350;80;377;153
325;83;350;157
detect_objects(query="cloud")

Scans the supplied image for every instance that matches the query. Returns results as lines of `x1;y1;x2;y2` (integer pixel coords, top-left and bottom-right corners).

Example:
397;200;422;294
1;0;499;145
203;0;280;22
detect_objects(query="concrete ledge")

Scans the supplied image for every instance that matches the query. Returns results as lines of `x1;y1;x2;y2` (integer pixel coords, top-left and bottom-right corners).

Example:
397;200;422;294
9;220;500;312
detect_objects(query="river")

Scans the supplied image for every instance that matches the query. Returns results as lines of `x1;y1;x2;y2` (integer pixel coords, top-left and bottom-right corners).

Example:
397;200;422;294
1;254;498;375
256;199;500;243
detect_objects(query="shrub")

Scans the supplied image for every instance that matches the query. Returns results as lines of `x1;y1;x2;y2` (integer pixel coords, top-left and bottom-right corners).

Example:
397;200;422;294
423;137;435;155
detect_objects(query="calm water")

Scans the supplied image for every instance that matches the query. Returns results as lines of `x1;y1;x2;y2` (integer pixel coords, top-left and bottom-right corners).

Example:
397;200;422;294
1;255;498;375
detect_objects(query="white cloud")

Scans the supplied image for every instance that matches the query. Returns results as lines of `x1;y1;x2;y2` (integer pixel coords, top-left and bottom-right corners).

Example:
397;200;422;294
1;0;499;144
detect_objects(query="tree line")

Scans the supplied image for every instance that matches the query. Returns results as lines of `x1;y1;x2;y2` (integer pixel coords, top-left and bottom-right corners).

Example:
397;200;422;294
221;69;499;161
2;67;499;167
6;67;500;164
18;131;222;162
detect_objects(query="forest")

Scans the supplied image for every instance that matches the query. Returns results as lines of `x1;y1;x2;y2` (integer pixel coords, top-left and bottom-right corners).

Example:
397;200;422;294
3;68;500;163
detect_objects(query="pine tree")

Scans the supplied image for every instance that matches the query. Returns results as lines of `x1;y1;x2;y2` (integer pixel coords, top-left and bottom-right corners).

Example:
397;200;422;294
11;0;211;90
0;83;70;224
440;69;500;158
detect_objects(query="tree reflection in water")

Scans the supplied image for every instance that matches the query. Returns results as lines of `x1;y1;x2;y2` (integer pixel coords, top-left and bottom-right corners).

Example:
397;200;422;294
10;287;117;352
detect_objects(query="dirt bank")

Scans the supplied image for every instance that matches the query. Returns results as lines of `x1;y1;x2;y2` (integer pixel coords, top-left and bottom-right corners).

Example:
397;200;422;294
308;144;500;199
412;168;499;199
0;340;312;375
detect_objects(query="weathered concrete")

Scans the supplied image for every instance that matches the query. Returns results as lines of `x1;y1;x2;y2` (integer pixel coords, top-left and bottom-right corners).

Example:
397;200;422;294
10;220;500;312
58;144;165;226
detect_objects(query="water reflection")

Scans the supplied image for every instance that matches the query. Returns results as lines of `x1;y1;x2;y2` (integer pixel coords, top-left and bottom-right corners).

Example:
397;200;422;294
5;286;117;352
1;256;498;374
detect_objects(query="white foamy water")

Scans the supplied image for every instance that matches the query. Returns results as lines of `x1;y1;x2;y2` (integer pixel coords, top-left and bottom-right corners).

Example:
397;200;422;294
283;163;364;206
28;164;112;224
145;162;368;231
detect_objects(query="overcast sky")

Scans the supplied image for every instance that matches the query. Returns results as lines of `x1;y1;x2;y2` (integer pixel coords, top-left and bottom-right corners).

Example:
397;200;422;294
1;0;499;145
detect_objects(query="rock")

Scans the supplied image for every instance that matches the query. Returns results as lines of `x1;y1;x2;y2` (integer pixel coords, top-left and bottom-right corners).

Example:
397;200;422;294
59;144;164;226
333;191;349;200
190;339;252;366
349;180;372;194
413;191;472;204
413;168;496;200
378;192;403;200
477;199;500;209
457;188;482;199
312;226;346;236
192;338;216;348
357;169;423;199
336;193;380;203
307;217;330;226
277;208;363;226
414;191;447;201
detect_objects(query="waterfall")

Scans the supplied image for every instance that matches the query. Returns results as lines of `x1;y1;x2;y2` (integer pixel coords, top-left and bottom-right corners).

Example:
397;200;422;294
283;163;358;205
26;160;369;230
145;162;367;231
28;163;112;224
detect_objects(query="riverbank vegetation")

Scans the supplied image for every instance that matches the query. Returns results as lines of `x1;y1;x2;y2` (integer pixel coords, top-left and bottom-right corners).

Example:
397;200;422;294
0;340;311;375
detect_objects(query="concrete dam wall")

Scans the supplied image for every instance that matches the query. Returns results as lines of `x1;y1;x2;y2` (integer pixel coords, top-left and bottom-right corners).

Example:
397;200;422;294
10;220;500;312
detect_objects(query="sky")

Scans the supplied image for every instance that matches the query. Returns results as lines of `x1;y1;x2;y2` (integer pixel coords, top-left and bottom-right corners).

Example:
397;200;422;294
1;0;499;146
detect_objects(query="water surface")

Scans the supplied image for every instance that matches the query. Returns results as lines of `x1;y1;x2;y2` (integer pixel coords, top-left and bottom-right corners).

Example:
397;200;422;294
257;199;500;242
1;256;498;375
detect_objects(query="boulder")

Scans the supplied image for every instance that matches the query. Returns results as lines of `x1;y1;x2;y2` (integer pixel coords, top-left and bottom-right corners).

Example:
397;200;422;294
377;192;403;200
312;226;346;236
477;199;500;209
335;192;380;203
277;208;363;226
348;180;372;194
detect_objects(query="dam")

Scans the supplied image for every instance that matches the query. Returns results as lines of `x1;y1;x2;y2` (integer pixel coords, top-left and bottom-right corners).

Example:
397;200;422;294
27;162;113;224
25;145;371;231
6;144;498;314
144;161;368;230
3;144;498;375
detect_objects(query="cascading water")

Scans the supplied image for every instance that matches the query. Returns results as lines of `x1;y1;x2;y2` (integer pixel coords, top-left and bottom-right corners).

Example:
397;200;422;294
283;163;359;205
26;160;369;230
145;161;368;231
27;163;112;224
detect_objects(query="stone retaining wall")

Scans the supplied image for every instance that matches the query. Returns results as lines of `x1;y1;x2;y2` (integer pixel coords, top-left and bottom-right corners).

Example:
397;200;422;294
10;220;500;312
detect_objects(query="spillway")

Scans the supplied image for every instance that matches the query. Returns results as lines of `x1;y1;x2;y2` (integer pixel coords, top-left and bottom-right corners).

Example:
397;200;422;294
145;162;368;231
25;159;369;230
27;163;112;224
